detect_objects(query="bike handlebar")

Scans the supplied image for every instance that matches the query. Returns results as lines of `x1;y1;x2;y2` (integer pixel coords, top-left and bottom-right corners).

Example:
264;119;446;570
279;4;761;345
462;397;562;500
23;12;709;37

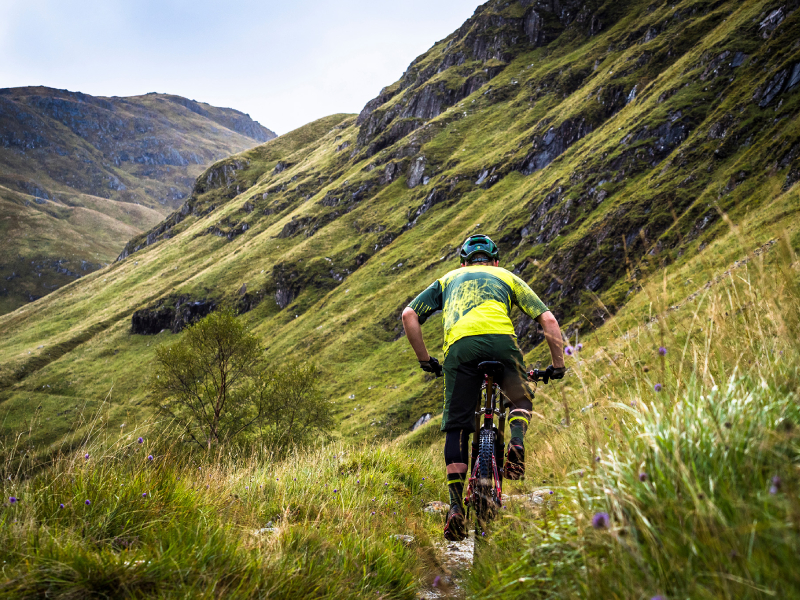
528;368;550;384
528;366;565;384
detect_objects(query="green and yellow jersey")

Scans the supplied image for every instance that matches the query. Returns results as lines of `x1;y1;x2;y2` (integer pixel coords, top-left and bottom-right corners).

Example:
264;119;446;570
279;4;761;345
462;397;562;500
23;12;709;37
408;265;549;355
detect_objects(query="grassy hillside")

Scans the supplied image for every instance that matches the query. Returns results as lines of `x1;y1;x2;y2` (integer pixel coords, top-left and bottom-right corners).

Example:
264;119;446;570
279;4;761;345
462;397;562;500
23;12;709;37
1;197;797;598
0;0;799;457
0;87;276;314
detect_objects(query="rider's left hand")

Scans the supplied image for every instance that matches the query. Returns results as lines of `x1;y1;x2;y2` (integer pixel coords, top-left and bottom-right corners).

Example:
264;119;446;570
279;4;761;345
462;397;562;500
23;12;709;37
546;365;566;380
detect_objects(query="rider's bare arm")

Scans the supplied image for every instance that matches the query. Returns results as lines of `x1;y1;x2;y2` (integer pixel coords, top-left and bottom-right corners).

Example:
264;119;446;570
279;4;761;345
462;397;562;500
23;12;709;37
402;307;431;361
536;310;565;369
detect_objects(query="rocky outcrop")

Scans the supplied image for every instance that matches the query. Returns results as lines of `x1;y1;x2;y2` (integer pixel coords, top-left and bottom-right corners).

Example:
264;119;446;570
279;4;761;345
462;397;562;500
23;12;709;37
131;296;217;335
520;118;593;175
355;0;608;155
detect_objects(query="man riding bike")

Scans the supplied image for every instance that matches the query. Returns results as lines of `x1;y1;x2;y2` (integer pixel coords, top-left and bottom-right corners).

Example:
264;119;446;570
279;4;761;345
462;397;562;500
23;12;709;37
401;234;565;541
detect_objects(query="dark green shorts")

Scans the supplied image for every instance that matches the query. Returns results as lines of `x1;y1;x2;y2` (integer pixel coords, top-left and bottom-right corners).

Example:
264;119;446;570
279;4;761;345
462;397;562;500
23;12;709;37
441;334;534;432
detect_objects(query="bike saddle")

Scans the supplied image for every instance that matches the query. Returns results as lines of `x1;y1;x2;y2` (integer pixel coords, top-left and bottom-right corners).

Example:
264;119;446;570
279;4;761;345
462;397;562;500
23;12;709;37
478;361;504;379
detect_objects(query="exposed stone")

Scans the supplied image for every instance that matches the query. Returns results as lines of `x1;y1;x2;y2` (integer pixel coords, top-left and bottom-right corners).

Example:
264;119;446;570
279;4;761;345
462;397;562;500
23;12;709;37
411;413;432;431
424;501;449;513
131;296;217;335
759;7;785;38
520;119;592;175
788;63;800;90
759;69;788;108
407;156;426;188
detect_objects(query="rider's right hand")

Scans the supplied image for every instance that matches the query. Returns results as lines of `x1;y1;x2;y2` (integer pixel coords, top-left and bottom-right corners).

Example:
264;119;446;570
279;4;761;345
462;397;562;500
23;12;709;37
546;365;566;380
419;356;443;377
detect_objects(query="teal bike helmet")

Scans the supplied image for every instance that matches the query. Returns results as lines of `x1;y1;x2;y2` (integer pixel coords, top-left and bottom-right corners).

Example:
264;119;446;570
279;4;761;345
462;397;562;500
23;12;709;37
460;234;499;263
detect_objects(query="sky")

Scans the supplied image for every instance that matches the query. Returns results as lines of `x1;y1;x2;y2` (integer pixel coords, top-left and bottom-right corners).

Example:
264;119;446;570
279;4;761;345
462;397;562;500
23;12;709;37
0;0;480;134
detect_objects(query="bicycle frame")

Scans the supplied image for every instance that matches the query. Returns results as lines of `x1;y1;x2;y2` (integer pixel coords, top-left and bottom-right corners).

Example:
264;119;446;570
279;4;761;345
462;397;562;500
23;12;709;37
465;371;507;515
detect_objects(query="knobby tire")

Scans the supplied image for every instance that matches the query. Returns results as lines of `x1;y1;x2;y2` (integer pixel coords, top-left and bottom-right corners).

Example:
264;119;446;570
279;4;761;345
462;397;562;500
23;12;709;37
474;427;500;536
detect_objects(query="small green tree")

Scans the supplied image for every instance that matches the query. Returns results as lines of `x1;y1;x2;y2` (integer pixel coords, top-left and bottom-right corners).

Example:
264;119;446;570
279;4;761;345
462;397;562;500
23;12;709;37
149;308;264;448
256;361;334;450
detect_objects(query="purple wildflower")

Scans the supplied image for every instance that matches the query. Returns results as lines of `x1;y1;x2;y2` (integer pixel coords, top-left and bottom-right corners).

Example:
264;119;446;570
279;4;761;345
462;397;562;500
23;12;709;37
651;596;667;600
245;486;248;490
432;576;440;588
658;346;667;356
137;437;144;444
384;482;388;486
772;476;782;490
85;453;90;460
85;499;91;506
577;343;584;351
549;490;554;495
654;383;663;392
578;470;584;478
148;455;154;461
333;489;338;493
9;496;17;504
142;492;147;498
639;473;648;482
371;511;375;515
592;512;610;529
59;503;64;509
595;456;600;462
769;485;778;495
565;346;574;356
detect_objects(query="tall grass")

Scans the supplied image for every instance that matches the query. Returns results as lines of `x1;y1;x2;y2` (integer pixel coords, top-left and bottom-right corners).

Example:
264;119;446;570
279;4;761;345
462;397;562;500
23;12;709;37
2;236;799;599
0;427;448;599
467;236;800;599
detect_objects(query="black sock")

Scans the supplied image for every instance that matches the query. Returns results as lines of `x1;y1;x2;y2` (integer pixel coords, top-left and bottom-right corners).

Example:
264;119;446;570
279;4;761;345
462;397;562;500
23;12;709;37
447;472;466;508
509;410;530;441
444;429;470;509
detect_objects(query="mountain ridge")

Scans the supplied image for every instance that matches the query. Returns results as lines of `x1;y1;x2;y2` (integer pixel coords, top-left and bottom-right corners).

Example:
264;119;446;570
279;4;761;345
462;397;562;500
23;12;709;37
0;0;799;449
0;86;277;314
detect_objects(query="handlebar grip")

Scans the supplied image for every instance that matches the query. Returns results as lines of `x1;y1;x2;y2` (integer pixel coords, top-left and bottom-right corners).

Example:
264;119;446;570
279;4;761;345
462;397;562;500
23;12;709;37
528;369;549;384
528;369;550;383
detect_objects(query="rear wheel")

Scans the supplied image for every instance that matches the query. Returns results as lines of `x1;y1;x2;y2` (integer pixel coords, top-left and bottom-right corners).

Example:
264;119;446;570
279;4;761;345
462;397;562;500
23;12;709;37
474;427;500;533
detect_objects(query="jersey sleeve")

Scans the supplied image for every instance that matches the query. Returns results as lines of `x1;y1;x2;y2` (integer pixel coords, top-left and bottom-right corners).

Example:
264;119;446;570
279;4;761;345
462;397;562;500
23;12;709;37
509;273;549;320
408;280;444;325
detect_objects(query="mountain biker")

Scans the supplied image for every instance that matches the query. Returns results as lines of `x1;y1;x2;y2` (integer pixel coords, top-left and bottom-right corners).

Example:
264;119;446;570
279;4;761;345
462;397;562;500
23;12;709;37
401;234;565;541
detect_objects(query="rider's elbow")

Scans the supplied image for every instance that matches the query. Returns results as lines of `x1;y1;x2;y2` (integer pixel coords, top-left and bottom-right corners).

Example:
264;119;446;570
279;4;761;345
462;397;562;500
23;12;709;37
401;307;418;324
537;310;559;329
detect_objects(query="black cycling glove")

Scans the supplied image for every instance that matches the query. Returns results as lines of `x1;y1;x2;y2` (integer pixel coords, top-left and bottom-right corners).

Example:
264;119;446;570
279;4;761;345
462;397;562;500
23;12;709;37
546;365;566;381
419;356;443;377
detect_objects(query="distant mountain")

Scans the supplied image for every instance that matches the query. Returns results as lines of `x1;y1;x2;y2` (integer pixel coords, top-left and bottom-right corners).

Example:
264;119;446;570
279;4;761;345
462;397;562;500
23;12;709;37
0;87;276;313
1;0;799;448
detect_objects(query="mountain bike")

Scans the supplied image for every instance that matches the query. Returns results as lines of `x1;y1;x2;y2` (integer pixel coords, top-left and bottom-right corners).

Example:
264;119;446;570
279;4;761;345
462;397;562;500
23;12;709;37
464;363;552;537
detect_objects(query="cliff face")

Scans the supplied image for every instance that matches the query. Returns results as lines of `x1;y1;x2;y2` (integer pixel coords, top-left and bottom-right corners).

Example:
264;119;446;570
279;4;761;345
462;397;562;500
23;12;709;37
1;0;800;445
0;87;276;314
355;0;603;156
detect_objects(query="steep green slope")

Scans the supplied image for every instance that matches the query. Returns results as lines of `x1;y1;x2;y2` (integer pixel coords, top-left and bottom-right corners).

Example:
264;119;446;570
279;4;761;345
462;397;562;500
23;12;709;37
0;185;161;314
1;0;799;450
0;87;276;314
